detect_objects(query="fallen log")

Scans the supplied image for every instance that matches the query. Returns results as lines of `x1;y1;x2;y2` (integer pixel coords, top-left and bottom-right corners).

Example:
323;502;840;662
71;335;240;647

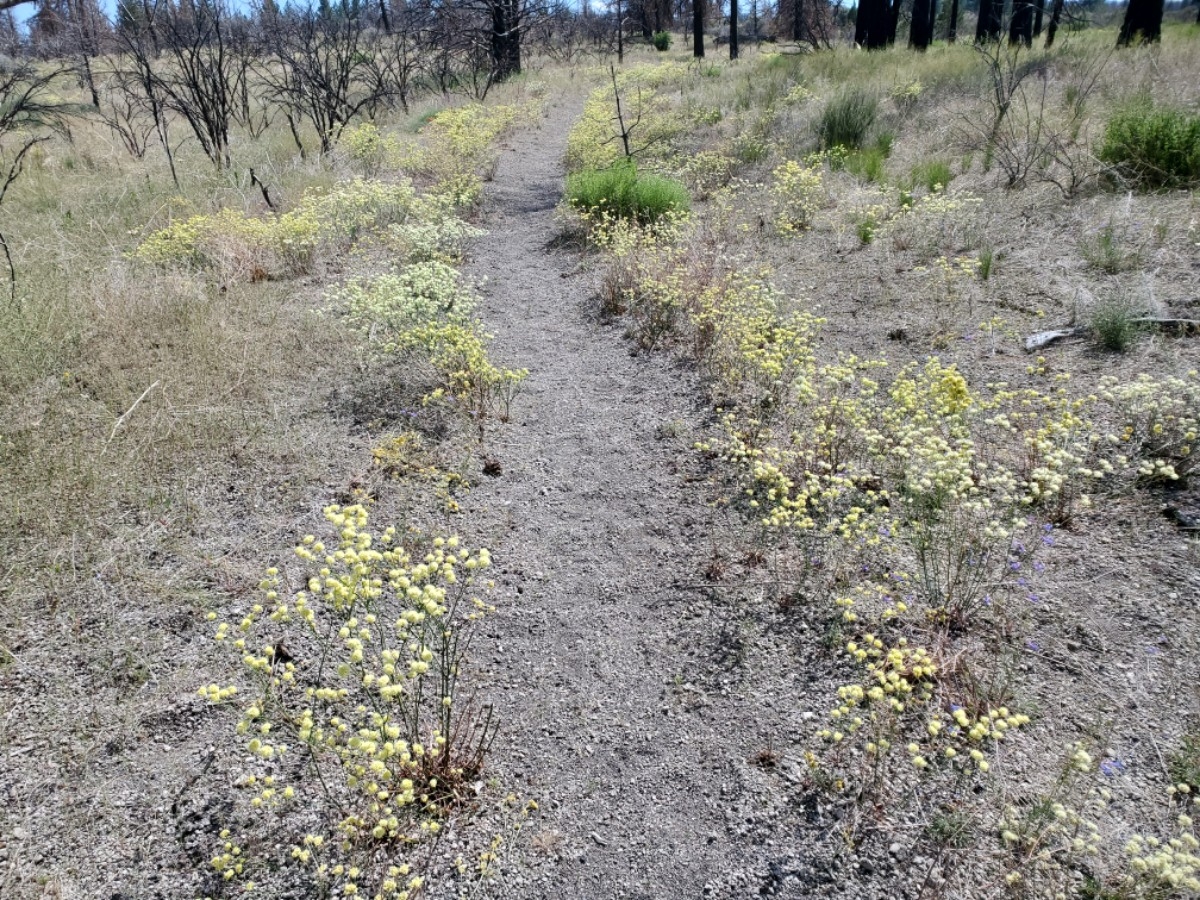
1024;319;1200;352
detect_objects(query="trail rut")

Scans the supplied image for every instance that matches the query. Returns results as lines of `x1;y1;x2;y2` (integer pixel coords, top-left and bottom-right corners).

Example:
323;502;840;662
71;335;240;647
460;95;769;899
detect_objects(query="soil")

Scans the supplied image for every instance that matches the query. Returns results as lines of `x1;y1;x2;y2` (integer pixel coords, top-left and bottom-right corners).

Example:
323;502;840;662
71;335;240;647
455;94;775;898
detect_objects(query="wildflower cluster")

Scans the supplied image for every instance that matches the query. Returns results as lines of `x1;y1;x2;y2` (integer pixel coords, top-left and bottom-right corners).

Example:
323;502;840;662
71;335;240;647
194;97;535;898
1125;816;1200;894
397;321;528;423
889;79;923;114
784;84;817;106
770;160;824;233
384;217;484;264
134;179;431;280
565;62;690;173
331;256;524;425
201;504;497;897
412;103;529;204
1101;372;1200;483
338;261;474;336
991;745;1125;896
886;186;985;257
679;150;736;199
572;52;1200;896
342;122;413;176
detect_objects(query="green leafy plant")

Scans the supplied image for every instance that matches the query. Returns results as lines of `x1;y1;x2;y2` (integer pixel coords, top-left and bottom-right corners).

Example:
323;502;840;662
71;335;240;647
652;31;671;51
1100;99;1200;189
928;808;975;849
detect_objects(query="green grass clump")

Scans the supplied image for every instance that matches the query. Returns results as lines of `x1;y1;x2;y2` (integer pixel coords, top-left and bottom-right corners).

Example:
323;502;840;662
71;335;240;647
978;246;995;281
1090;297;1145;353
1099;99;1200;189
1080;222;1142;274
652;31;671;51
566;160;690;223
844;133;893;183
1169;729;1200;791
818;89;878;151
911;159;954;192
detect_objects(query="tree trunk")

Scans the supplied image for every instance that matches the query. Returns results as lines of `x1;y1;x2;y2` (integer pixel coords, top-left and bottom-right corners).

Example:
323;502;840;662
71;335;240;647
910;0;932;48
947;0;959;41
729;0;738;58
792;0;802;40
888;0;902;42
1033;0;1044;36
855;0;890;47
617;0;624;62
976;0;1002;41
1044;0;1064;46
693;0;704;55
1117;0;1164;45
491;0;520;80
1009;0;1034;44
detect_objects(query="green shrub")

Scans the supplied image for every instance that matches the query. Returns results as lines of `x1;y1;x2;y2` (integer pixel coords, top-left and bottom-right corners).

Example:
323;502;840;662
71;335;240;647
652;31;671;51
1090;297;1145;353
1099;99;1200;189
566;160;690;223
911;159;954;193
818;89;878;151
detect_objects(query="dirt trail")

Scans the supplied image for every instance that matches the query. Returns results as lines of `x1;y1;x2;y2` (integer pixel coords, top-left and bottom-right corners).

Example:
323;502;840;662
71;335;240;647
458;97;772;898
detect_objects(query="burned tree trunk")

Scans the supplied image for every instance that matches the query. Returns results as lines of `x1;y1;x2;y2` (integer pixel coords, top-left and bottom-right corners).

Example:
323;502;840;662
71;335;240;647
1044;0;1064;46
1117;0;1164;45
693;0;704;56
1009;0;1035;45
491;0;521;80
910;0;933;48
976;0;1002;41
855;0;890;47
729;0;738;58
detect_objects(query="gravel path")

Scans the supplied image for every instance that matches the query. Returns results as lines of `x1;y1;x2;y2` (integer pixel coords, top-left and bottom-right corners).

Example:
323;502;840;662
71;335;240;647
458;96;774;899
